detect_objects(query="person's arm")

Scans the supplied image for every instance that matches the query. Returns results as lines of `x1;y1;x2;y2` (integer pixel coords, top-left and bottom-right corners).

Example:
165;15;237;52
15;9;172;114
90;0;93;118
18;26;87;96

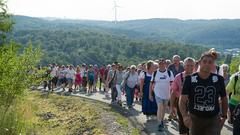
140;77;144;98
219;76;228;128
226;74;234;94
170;90;177;115
149;74;154;101
179;76;192;129
221;96;228;118
106;71;110;84
179;95;189;117
170;76;179;115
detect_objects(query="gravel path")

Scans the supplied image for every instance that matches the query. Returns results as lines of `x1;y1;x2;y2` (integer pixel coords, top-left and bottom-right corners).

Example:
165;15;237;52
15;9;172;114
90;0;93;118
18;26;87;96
38;87;233;135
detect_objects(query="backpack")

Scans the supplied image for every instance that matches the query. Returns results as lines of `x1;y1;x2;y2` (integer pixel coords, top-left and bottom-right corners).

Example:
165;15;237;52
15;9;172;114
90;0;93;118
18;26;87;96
180;72;184;83
216;66;220;75
121;71;131;88
233;103;240;135
151;70;172;83
234;73;239;95
108;70;116;88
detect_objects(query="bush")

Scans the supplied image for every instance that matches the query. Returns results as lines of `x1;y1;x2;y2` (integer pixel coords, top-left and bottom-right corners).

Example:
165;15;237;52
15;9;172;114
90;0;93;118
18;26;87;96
0;42;42;134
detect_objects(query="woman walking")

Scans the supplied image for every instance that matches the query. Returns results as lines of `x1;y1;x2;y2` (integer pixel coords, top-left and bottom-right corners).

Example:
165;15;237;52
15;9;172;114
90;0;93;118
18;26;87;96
140;60;157;118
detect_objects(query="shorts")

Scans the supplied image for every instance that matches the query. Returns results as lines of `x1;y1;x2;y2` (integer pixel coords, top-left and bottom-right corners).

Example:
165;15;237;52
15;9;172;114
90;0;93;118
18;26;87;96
88;79;94;86
155;96;169;105
51;77;58;85
190;114;221;135
58;78;67;84
67;78;73;84
82;77;87;87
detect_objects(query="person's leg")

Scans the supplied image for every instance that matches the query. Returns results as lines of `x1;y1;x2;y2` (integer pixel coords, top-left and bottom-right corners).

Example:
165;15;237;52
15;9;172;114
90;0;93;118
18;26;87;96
86;80;91;94
176;100;189;135
99;78;101;90
90;81;94;93
74;83;78;91
51;78;54;91
53;77;58;90
57;79;60;87
116;85;121;101
229;103;236;124
162;100;168;121
93;79;97;91
209;116;221;135
190;114;205;135
47;80;51;91
159;103;165;122
110;86;117;102
105;81;109;95
68;79;73;92
111;87;114;102
130;87;135;106
157;103;163;122
233;118;240;135
125;85;131;107
84;78;87;93
135;88;138;101
157;102;165;131
61;79;66;91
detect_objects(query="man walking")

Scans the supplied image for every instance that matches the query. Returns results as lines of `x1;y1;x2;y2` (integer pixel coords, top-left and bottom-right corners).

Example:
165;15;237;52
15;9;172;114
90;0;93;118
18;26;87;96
179;52;228;135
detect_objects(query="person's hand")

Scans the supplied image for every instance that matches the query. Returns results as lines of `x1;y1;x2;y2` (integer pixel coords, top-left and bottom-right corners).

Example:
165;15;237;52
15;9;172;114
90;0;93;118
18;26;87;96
149;94;153;101
139;91;143;98
219;116;227;129
170;106;177;117
183;115;192;129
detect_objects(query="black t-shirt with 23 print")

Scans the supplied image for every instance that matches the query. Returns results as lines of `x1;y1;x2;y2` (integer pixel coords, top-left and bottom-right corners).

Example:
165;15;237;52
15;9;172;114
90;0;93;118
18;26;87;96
182;72;226;118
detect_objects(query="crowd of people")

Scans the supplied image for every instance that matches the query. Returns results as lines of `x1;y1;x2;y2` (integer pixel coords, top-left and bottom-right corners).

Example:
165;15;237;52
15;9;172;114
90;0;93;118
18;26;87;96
40;49;240;135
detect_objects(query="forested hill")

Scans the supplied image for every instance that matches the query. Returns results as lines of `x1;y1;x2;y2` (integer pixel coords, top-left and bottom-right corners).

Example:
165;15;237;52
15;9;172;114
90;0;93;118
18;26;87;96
12;15;240;66
13;15;240;49
9;15;210;66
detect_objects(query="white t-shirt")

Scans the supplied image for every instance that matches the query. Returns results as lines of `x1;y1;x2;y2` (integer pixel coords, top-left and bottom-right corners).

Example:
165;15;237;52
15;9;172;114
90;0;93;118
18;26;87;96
139;71;152;79
50;67;58;77
151;69;174;99
80;69;87;78
66;69;76;79
125;72;139;88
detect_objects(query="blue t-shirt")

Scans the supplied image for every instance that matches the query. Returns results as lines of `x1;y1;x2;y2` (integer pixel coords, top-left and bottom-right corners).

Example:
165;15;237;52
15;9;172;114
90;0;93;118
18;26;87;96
88;71;95;81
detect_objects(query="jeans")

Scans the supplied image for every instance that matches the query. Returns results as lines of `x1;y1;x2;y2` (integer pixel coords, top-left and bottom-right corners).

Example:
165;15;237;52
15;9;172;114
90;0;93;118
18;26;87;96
125;85;135;106
111;86;117;102
233;117;240;135
99;78;103;90
116;84;122;101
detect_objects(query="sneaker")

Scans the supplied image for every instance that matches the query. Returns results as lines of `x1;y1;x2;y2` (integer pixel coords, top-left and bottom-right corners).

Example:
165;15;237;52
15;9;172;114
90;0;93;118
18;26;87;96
228;120;233;126
158;123;164;132
128;105;133;109
117;101;122;106
111;101;115;104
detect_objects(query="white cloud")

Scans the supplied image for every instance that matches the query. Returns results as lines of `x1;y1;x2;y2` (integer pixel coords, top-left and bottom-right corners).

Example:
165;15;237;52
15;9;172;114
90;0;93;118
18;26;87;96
7;0;240;20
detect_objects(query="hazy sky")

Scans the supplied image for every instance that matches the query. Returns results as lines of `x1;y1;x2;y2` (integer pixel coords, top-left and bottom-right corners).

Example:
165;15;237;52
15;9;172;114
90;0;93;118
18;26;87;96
7;0;240;21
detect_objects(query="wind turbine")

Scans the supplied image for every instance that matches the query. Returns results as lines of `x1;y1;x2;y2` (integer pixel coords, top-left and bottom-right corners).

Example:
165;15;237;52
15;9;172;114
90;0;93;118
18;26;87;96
113;0;120;24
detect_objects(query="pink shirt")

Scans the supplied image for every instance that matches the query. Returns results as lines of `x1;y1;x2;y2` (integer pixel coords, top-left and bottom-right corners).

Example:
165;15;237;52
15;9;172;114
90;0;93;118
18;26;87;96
171;72;186;97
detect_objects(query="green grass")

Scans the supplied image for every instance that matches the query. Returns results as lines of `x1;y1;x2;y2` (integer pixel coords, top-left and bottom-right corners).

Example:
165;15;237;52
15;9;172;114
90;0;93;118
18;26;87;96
131;128;141;135
20;91;140;135
26;91;105;135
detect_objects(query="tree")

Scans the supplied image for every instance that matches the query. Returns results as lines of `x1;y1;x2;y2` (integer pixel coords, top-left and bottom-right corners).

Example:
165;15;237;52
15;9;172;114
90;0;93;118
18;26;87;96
230;56;240;74
0;0;13;44
0;1;43;134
